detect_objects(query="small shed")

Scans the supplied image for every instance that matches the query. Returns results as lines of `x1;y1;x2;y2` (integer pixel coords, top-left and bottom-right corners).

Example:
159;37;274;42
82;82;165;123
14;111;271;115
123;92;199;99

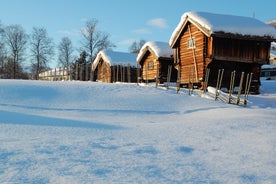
261;64;276;80
92;50;138;83
169;11;276;93
137;41;177;84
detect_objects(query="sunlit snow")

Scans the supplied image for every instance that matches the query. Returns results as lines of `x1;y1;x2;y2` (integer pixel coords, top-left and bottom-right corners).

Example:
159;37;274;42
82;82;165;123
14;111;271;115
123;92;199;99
0;79;275;183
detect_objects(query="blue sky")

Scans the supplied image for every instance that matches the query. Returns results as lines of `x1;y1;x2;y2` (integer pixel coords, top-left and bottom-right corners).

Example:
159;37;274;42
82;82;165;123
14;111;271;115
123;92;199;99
0;0;275;67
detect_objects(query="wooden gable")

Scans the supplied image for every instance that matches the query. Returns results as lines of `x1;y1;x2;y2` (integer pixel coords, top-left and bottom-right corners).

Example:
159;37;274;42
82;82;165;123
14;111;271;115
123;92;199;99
140;50;159;81
176;22;207;83
137;41;176;83
95;58;111;83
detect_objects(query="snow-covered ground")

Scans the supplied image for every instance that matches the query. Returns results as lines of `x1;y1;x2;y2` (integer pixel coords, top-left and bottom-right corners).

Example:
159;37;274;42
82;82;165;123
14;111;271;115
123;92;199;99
0;79;275;183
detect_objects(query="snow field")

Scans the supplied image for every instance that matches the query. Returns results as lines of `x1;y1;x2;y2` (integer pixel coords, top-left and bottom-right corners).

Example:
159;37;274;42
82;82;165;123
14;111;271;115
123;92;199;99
0;79;275;183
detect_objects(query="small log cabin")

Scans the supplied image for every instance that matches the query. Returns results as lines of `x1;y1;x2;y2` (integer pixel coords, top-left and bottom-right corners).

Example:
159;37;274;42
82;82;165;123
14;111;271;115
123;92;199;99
137;41;177;84
169;11;276;93
92;50;138;83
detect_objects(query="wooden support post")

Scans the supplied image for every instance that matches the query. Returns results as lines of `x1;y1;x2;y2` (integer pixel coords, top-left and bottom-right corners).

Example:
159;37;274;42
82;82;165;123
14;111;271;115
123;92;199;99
215;69;221;100
137;63;140;85
127;65;131;83
80;64;83;81
85;63;88;81
167;65;172;89
176;64;181;93
244;73;253;106
91;67;94;81
123;65;125;82
228;71;236;104
191;66;194;95
237;72;244;105
112;66;114;82
203;68;210;93
188;24;198;81
215;69;224;100
155;63;159;88
90;63;93;81
146;64;148;85
188;66;192;95
218;69;224;91
116;65;119;82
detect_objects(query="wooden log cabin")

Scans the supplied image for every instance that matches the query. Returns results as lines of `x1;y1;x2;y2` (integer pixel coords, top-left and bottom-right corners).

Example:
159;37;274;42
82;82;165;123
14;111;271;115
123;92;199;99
169;11;276;93
137;41;177;84
92;50;138;83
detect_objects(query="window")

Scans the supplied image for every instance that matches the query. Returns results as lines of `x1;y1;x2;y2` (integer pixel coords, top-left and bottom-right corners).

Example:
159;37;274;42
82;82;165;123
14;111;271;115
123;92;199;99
188;38;195;49
148;61;154;69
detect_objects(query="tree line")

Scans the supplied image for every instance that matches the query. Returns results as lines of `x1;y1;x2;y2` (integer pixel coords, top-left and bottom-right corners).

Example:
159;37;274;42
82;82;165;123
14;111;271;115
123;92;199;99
0;18;145;80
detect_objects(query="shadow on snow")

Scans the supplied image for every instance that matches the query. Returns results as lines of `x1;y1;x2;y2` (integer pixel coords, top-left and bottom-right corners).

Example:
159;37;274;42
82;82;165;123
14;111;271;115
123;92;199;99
0;110;122;130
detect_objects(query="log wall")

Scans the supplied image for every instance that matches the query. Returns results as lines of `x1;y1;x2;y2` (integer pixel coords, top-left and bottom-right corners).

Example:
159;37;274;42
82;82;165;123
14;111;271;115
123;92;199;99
178;23;206;84
97;60;111;83
141;52;159;81
213;37;270;64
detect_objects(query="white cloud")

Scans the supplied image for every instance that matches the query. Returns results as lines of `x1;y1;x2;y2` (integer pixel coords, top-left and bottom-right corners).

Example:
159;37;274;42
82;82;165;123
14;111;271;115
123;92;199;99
147;18;168;28
132;28;151;34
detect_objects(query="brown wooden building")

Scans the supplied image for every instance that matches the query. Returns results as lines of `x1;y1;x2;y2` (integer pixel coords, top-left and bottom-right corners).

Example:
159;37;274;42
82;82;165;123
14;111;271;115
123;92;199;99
137;41;177;84
92;50;138;83
169;11;276;93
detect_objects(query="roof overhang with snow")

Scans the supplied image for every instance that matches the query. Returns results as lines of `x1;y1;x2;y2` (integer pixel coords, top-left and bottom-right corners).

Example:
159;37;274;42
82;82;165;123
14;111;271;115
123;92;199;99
92;50;138;71
137;41;173;64
169;11;276;48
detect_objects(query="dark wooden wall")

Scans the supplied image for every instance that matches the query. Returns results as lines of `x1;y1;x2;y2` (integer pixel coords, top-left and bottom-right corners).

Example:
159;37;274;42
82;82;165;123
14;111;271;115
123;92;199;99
212;37;270;64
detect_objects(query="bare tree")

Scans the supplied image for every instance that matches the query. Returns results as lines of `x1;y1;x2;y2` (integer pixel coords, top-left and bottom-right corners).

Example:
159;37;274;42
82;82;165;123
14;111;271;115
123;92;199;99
4;24;28;79
0;21;5;52
0;21;6;77
30;27;54;80
58;37;74;68
80;19;115;63
129;39;146;53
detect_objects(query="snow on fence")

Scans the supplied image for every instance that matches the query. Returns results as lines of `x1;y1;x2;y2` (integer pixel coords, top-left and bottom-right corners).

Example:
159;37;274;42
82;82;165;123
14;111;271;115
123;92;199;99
139;65;254;106
205;69;252;106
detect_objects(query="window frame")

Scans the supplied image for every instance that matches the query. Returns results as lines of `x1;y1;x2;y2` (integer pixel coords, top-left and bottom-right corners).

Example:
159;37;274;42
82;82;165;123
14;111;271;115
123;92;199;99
188;38;196;49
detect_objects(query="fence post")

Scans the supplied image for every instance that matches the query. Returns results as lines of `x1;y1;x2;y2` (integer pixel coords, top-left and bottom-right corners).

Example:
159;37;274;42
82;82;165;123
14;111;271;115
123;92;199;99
203;68;210;93
228;70;236;104
136;63;140;85
176;64;181;93
155;63;159;88
237;72;244;105
167;65;172;89
244;73;253;106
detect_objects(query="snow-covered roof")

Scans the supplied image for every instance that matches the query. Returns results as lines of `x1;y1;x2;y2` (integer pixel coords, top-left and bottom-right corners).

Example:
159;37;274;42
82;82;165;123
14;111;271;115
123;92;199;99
170;11;276;47
137;41;173;64
92;50;137;71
